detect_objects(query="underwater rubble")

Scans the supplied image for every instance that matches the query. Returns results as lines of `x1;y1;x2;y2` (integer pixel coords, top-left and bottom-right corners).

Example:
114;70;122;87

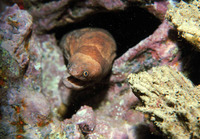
0;0;200;139
166;0;200;51
128;66;200;139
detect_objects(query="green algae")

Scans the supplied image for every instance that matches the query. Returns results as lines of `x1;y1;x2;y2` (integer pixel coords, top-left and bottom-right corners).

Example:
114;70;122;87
0;47;21;79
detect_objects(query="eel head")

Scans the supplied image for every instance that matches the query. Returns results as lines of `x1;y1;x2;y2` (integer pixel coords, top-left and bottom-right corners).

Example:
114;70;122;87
62;54;102;90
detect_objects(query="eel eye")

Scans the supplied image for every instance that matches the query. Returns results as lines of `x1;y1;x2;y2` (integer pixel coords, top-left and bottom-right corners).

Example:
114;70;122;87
83;71;89;77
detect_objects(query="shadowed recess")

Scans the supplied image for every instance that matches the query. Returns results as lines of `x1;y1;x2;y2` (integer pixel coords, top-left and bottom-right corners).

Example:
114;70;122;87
134;124;164;139
55;5;161;119
55;5;161;58
178;39;200;85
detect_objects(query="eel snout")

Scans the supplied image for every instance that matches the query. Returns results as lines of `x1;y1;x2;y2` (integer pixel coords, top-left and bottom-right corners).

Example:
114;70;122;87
62;73;91;90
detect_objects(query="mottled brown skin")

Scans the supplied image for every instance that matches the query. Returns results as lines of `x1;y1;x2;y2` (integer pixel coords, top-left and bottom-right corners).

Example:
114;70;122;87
60;28;116;89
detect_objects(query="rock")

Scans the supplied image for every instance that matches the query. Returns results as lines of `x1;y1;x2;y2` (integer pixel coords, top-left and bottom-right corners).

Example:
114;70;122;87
128;66;200;138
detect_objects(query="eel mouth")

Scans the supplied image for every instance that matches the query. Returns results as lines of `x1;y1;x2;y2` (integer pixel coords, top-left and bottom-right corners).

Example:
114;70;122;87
62;73;89;90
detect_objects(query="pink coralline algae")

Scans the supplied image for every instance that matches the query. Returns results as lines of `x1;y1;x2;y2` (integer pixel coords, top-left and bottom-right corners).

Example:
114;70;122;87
0;4;32;68
111;20;181;83
29;0;127;33
96;0;126;10
72;105;96;134
146;1;169;20
0;4;32;80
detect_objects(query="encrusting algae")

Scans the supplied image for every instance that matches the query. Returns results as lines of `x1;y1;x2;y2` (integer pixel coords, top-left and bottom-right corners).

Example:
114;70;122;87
1;0;200;138
128;66;200;139
166;0;200;51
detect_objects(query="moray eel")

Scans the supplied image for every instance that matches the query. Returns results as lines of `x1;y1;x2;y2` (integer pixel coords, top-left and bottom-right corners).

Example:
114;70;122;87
60;28;116;89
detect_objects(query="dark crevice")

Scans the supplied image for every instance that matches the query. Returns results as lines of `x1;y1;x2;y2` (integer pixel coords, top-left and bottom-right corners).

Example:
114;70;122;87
178;39;200;85
134;124;164;139
54;5;161;58
54;5;161;119
60;83;110;119
169;28;200;85
176;113;190;131
154;115;164;122
166;102;175;108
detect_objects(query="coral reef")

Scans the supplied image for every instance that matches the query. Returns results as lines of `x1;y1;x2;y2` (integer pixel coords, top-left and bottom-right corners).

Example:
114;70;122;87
111;20;181;83
0;4;32;78
0;0;24;13
28;0;126;33
72;105;96;134
23;0;169;34
146;0;169;20
128;66;200;138
1;0;199;138
0;4;32;110
0;4;144;138
166;0;200;50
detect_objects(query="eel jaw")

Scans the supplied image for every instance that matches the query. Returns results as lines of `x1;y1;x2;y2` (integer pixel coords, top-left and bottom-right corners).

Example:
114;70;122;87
62;73;90;90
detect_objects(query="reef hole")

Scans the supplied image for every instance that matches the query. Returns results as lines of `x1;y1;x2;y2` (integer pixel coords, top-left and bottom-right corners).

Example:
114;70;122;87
55;5;161;119
178;39;200;85
58;83;110;119
134;124;164;139
55;5;161;58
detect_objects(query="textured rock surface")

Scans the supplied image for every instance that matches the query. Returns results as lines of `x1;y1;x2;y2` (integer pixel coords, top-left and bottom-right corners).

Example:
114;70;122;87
28;0;126;33
128;66;200;138
146;0;169;20
0;4;32;78
72;105;96;134
111;20;181;83
0;4;144;138
166;0;200;50
1;1;198;138
24;0;169;34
